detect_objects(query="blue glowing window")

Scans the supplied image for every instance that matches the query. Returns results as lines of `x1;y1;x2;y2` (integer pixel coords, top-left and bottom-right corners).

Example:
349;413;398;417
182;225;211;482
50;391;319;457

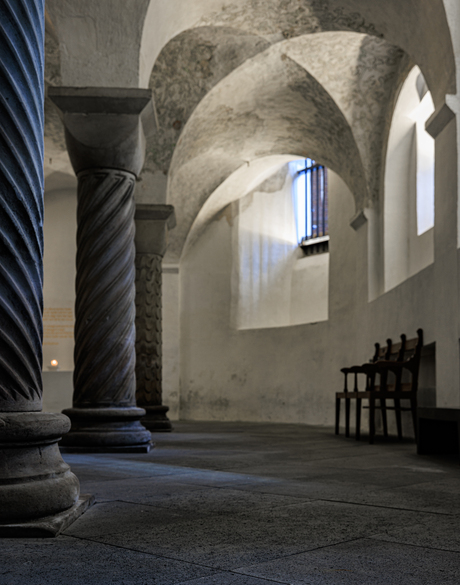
292;159;328;245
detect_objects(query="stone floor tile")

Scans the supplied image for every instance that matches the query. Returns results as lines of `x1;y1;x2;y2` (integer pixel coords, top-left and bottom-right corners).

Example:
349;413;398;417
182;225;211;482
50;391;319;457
80;475;209;503
152;487;303;515
3;421;459;585
0;536;216;585
371;513;460;552
230;474;457;516
175;572;281;584
289;463;449;489
121;468;282;489
87;499;423;570
227;476;389;501
63;500;184;538
80;476;302;515
235;537;460;584
64;453;202;479
336;479;460;515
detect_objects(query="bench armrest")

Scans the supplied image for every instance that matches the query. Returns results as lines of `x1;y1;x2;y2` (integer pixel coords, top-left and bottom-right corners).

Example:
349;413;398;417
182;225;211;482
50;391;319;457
362;359;410;370
341;365;369;374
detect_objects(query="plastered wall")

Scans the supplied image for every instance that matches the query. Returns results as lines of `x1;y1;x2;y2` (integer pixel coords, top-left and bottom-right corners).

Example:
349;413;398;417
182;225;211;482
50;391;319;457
231;166;329;330
38;0;459;429
42;186;77;413
384;66;434;292
179;170;438;428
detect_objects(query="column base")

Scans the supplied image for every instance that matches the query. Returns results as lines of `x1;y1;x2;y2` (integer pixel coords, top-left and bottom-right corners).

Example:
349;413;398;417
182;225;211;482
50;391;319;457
141;405;173;432
60;407;152;450
0;412;81;525
0;494;94;538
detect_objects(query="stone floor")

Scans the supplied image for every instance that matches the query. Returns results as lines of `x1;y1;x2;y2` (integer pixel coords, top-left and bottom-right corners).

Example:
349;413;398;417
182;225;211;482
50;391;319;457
2;421;460;584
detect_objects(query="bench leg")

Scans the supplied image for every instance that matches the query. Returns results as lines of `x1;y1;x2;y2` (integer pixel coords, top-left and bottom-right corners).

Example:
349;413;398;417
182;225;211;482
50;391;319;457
394;398;403;440
457;421;460;456
369;396;375;444
345;398;351;438
335;397;340;435
380;399;388;437
410;397;417;442
355;398;361;441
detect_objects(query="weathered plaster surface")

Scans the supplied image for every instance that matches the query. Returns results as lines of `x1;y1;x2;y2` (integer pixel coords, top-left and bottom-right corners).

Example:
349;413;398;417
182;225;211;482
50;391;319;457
148;27;269;172
139;0;454;101
46;0;150;87
284;33;411;202
194;0;454;105
136;26;270;203
44;13;61;87
44;24;73;181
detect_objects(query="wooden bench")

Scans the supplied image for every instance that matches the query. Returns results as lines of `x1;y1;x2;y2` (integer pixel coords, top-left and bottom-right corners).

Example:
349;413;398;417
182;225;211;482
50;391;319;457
335;329;423;443
335;339;392;438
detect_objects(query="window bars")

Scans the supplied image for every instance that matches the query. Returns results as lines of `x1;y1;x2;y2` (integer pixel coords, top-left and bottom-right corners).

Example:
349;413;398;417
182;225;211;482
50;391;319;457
298;159;328;242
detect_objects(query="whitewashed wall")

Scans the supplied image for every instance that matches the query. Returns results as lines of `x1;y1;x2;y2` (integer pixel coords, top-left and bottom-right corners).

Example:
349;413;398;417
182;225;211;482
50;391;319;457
178;170;437;429
42;184;77;413
231;166;329;330
384;66;434;292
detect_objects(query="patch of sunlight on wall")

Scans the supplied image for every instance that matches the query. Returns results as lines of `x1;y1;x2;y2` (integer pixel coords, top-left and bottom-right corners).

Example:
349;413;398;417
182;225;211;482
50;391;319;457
384;66;434;292
232;163;329;329
409;91;435;235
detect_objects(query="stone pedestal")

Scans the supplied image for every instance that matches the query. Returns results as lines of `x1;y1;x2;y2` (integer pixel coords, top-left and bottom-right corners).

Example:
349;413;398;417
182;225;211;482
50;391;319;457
48;87;153;451
0;413;88;533
0;0;88;535
135;205;175;431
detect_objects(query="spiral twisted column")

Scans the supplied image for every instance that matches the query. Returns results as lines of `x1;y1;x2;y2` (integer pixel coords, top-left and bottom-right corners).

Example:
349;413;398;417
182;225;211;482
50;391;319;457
0;0;85;534
49;87;152;451
74;169;137;407
134;204;175;431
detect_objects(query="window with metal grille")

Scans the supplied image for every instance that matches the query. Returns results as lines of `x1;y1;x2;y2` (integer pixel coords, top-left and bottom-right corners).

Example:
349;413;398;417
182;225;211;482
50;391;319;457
293;159;329;255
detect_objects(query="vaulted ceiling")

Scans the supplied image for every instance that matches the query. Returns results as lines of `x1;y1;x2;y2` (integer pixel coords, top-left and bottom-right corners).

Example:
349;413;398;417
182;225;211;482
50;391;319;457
43;0;456;262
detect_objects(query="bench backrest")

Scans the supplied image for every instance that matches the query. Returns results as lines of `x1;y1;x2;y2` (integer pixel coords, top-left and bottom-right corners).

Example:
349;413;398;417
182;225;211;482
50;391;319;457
399;328;424;391
386;329;423;392
372;339;393;363
387;335;406;362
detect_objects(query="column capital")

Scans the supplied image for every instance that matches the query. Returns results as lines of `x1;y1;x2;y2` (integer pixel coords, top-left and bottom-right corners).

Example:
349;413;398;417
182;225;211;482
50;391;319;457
135;204;176;257
48;87;152;176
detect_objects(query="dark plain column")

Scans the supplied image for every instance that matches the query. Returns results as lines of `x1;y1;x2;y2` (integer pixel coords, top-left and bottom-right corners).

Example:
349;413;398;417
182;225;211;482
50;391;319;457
135;204;175;431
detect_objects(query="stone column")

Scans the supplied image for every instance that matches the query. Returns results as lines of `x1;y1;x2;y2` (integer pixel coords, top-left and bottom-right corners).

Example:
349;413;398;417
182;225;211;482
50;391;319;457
0;0;90;536
48;87;152;451
135;205;175;431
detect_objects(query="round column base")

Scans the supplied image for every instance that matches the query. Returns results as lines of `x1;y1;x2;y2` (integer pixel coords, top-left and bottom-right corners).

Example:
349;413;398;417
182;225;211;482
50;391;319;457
140;405;173;432
0;412;80;524
61;406;152;450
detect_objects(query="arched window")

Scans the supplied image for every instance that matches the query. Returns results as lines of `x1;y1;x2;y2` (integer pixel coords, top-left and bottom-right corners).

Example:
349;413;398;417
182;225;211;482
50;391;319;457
384;66;435;292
